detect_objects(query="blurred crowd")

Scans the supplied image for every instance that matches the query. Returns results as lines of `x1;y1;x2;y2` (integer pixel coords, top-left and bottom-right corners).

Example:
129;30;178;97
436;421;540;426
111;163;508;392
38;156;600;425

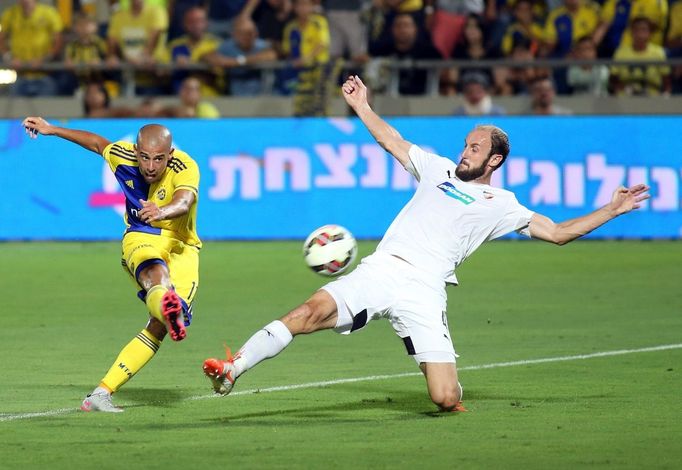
0;0;680;116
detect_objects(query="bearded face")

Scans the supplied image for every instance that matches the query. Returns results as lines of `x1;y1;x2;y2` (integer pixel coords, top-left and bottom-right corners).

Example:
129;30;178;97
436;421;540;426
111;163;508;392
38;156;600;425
455;154;491;182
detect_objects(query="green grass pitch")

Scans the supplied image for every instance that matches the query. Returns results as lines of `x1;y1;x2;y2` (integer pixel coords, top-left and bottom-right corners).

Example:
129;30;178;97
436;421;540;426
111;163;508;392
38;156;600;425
1;240;681;469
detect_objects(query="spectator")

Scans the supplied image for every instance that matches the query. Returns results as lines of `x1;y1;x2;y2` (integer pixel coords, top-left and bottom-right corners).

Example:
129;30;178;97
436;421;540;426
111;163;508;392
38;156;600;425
82;81;156;117
452;14;505;94
542;0;599;58
666;0;682;92
282;0;334;115
500;39;546;95
453;71;506;115
0;0;64;96
426;0;487;58
372;13;441;95
567;35;609;95
500;0;543;57
323;0;369;62
593;0;668;58
527;76;573;114
610;17;671;96
499;38;540;95
368;0;427;54
241;0;294;55
282;0;330;67
79;0;115;38
165;7;221;95
168;0;205;41
63;14;108;93
83;81;113;117
667;0;682;53
161;76;221;117
203;16;277;95
107;0;169;95
206;0;249;37
439;67;459;95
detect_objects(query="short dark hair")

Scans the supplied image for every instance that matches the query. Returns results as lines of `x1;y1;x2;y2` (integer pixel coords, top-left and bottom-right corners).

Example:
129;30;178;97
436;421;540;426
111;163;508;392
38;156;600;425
475;124;510;169
630;16;654;31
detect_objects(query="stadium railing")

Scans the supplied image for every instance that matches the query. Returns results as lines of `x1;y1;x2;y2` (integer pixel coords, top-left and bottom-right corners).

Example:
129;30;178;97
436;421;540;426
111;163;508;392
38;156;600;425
1;57;681;97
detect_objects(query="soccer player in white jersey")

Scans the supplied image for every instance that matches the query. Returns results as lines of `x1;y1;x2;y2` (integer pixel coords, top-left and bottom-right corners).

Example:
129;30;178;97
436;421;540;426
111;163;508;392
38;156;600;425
203;75;650;412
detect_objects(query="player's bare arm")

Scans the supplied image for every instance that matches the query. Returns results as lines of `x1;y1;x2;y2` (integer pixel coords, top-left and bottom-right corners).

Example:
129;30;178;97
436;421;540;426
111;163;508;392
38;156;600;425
22;117;111;155
138;189;196;223
530;184;650;245
342;75;413;167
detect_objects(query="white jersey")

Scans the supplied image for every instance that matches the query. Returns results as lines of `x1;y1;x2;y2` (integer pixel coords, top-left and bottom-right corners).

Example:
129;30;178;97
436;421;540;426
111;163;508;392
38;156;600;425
376;145;534;285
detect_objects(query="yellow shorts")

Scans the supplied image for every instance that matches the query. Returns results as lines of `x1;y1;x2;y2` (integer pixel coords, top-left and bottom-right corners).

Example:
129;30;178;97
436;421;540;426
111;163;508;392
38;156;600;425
121;231;200;308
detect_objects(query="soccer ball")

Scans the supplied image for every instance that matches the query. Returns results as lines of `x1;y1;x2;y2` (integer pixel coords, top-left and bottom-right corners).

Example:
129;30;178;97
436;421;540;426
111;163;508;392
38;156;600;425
303;225;357;276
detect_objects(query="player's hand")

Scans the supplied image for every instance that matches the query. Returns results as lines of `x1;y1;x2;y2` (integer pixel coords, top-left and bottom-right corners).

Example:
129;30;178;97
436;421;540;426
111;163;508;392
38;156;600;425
609;184;650;215
342;75;369;110
138;199;164;223
22;116;55;138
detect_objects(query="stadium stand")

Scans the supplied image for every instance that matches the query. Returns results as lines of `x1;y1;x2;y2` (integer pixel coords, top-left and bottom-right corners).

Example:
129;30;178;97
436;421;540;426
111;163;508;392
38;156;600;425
0;0;679;116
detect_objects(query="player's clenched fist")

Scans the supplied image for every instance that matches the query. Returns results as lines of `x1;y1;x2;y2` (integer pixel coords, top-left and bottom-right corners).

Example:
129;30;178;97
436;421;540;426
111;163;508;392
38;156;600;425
138;199;164;223
342;75;369;110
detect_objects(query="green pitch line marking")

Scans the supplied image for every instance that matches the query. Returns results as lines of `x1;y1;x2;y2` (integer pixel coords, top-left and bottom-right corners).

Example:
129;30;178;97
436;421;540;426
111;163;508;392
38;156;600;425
2;342;681;422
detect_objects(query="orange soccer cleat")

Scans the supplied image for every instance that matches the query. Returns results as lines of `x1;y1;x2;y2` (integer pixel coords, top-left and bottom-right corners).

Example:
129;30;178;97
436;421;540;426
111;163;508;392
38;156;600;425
203;347;238;395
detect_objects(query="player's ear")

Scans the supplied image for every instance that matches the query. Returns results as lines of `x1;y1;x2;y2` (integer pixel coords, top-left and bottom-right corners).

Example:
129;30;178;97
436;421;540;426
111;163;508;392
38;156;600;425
489;153;503;169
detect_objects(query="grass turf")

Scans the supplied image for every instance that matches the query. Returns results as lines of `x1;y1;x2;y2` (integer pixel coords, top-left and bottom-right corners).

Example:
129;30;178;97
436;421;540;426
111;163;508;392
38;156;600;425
0;241;680;469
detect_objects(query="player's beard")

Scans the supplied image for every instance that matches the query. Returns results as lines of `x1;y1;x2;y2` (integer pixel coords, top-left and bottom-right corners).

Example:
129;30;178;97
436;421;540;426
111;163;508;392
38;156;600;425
455;155;490;182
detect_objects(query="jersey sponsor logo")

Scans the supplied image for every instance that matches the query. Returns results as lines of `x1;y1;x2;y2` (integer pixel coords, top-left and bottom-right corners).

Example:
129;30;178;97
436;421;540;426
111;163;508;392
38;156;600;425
157;188;166;200
437;182;475;205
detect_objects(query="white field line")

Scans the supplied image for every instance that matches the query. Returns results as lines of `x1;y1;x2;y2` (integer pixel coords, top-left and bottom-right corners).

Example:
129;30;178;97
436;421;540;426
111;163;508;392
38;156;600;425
2;342;680;423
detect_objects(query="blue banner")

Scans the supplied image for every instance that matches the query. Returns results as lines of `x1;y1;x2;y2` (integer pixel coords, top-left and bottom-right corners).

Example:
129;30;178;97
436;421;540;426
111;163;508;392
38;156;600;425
1;116;679;240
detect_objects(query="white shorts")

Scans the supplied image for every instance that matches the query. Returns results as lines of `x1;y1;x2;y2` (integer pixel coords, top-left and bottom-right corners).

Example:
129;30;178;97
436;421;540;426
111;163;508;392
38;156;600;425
322;251;457;364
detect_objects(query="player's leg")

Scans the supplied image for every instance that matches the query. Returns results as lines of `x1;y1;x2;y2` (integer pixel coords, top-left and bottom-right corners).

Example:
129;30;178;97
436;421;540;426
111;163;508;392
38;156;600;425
81;235;173;412
390;267;465;412
203;253;395;396
203;289;338;395
419;362;465;412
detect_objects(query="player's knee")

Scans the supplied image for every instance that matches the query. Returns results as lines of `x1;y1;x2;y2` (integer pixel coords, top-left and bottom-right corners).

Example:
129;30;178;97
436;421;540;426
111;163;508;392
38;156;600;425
298;301;326;333
284;301;324;334
429;383;462;411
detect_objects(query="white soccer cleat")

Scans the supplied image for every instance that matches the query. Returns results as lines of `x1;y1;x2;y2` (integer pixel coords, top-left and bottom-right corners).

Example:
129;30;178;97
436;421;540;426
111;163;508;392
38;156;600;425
81;392;124;413
203;348;238;396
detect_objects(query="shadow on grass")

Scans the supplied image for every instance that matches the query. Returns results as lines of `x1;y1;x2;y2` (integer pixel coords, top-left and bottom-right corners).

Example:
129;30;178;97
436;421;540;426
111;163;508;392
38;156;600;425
115;388;188;408
145;390;466;428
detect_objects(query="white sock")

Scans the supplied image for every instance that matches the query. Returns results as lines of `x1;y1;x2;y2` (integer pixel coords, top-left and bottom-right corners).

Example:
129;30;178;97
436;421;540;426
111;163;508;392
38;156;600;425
92;386;111;396
233;320;293;377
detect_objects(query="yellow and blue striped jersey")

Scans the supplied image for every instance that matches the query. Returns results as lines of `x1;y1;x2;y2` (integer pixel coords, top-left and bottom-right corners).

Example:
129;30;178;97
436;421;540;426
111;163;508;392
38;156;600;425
600;0;668;49
282;14;331;63
102;141;201;248
544;2;600;56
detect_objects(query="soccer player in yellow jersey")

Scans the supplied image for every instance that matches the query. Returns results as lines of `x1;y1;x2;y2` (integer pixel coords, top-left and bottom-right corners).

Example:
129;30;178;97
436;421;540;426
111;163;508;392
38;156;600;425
22;117;201;413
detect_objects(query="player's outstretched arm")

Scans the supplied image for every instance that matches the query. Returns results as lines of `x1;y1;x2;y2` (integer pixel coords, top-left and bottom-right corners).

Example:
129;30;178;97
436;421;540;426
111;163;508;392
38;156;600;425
341;75;413;167
22;117;111;155
137;190;196;223
529;184;650;245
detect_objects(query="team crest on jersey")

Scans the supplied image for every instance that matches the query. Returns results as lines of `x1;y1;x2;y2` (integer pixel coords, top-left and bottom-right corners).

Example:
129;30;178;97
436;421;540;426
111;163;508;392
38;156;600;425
437;182;475;205
157;188;166;200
